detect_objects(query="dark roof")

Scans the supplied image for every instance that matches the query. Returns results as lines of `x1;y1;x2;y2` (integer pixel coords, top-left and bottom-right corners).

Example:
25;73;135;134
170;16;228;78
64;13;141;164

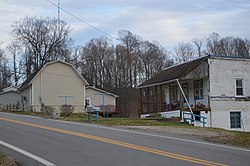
138;56;208;88
19;67;42;91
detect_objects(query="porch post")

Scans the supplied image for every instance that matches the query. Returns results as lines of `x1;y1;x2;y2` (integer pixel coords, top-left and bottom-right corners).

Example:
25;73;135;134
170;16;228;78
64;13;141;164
179;80;182;113
160;85;163;112
139;88;142;116
147;87;150;113
168;82;172;110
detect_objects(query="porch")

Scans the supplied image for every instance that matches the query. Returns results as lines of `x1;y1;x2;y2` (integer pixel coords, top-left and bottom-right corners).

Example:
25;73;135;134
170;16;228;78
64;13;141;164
139;77;211;117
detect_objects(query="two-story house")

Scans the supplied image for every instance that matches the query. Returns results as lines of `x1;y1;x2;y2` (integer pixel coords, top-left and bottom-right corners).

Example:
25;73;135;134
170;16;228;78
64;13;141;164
138;55;250;131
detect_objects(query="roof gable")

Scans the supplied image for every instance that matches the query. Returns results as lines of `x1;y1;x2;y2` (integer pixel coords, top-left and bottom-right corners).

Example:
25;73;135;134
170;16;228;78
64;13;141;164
86;86;118;97
19;61;88;91
138;56;208;88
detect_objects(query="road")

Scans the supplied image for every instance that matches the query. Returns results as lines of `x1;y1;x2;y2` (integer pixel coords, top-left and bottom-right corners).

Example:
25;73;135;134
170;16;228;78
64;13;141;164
0;112;249;166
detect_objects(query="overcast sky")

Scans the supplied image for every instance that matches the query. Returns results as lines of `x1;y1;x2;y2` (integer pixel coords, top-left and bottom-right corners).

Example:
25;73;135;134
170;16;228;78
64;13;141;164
0;0;250;49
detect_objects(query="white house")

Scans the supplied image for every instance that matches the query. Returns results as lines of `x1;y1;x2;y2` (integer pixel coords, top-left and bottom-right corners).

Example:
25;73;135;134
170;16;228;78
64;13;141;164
86;86;118;115
138;55;250;131
19;61;88;113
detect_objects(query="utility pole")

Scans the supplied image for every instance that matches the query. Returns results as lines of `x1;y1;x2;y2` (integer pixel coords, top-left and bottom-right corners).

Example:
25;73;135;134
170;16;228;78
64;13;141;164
58;0;60;29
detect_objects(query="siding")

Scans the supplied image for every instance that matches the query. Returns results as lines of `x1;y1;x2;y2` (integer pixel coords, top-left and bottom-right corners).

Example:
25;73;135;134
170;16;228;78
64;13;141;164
0;91;20;105
86;88;115;106
32;62;85;112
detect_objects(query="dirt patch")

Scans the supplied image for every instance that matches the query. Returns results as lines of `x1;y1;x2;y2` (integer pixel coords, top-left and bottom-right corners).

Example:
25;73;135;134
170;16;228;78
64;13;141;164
0;153;17;166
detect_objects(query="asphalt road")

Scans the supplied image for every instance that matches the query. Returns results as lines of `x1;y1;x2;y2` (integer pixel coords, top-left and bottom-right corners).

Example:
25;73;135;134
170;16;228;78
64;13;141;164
0;112;249;166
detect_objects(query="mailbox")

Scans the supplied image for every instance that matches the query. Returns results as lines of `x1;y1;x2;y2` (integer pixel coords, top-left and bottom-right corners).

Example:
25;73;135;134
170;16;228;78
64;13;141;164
86;106;100;123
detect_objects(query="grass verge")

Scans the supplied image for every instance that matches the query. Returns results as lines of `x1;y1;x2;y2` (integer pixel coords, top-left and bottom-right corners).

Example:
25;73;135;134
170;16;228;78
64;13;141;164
60;113;185;126
0;153;16;166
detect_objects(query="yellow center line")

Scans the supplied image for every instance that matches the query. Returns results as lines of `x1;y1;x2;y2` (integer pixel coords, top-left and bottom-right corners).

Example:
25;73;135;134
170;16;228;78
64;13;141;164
0;117;228;166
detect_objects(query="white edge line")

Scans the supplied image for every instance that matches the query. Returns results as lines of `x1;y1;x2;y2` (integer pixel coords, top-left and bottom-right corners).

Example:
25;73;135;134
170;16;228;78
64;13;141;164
0;112;42;119
0;140;55;166
48;119;250;153
1;112;250;152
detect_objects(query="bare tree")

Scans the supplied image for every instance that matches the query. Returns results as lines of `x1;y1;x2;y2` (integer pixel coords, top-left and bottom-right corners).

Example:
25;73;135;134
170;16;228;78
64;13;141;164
206;32;221;55
7;42;23;86
173;42;196;63
11;16;73;77
139;41;168;81
218;36;235;56
80;37;114;87
192;38;204;57
118;30;140;87
233;37;249;57
0;49;12;90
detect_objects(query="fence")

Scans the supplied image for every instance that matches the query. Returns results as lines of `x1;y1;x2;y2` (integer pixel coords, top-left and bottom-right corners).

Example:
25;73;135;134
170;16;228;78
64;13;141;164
0;103;20;112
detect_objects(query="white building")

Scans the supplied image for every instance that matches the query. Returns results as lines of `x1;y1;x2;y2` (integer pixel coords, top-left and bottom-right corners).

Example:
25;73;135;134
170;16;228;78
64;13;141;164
138;55;250;131
86;86;119;116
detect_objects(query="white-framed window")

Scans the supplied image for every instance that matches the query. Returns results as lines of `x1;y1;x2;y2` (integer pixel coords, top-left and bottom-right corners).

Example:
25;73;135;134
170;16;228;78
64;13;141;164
230;111;241;128
194;79;203;100
235;78;245;97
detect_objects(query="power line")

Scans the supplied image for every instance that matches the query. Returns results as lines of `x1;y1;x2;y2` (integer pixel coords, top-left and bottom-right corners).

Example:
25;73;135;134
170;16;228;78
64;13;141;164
46;0;119;41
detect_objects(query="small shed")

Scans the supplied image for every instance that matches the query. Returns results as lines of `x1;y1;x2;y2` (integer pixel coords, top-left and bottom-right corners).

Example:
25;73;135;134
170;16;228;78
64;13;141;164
0;86;20;110
85;86;118;115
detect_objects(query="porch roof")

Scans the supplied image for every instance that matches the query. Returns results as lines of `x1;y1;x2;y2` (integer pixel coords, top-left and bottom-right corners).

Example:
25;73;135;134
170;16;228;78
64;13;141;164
138;56;208;88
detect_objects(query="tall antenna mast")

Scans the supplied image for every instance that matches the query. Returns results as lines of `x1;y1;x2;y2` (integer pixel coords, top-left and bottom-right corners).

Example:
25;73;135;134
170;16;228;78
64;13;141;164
57;0;60;31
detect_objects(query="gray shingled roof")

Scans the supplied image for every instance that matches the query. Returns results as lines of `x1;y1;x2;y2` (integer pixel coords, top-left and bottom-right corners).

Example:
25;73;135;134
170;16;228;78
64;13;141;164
138;56;208;88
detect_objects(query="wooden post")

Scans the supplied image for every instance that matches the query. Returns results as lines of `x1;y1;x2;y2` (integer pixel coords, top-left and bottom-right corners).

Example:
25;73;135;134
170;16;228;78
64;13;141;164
160;85;163;112
147;87;150;113
139;88;143;116
179;80;183;117
169;83;172;111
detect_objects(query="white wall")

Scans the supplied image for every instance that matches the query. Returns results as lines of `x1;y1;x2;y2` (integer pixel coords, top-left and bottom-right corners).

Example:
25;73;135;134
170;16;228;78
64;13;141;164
86;88;116;106
209;57;250;131
20;87;32;111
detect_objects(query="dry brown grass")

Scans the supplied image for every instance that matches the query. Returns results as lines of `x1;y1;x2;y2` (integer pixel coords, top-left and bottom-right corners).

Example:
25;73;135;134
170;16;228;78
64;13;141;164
0;153;16;166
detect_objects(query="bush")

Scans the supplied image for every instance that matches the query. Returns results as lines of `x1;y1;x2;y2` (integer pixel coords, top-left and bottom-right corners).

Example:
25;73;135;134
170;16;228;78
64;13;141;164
44;106;55;118
60;104;74;118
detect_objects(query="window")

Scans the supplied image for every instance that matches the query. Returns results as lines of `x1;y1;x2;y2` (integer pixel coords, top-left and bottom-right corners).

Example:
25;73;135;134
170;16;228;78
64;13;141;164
235;78;244;97
86;98;91;107
182;83;189;103
230;112;241;128
170;85;178;102
194;80;203;99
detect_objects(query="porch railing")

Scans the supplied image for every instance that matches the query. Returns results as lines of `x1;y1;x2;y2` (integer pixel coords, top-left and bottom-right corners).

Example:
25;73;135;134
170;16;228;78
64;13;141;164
182;111;207;127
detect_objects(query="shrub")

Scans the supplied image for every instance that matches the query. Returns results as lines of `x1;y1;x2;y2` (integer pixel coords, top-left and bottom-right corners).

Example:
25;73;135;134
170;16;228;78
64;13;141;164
44;106;55;118
60;104;74;118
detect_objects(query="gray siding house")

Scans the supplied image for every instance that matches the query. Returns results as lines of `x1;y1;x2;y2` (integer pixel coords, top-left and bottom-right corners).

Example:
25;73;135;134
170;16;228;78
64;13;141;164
0;86;20;110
